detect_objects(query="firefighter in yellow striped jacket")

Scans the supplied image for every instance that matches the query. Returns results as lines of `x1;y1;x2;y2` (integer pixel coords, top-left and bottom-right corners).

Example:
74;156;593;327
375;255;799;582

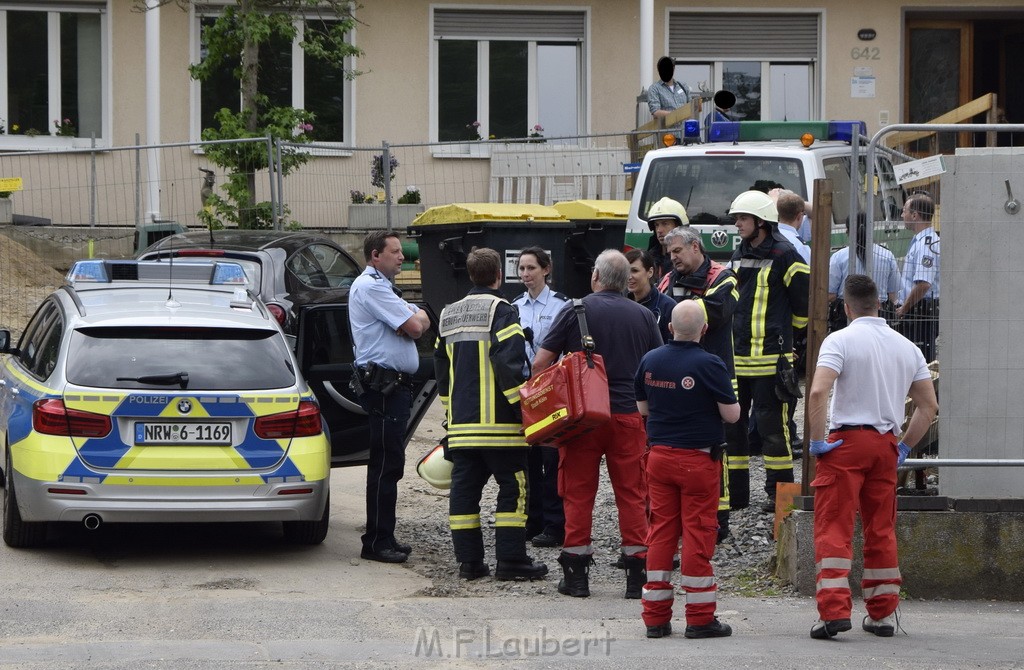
727;190;810;512
435;248;549;582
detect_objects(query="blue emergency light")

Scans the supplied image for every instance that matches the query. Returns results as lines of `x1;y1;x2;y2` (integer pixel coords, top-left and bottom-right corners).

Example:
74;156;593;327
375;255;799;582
683;120;701;141
706;120;868;145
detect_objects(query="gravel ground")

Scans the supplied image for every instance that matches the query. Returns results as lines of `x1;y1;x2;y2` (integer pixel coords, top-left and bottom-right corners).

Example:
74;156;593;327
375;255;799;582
393;398;803;600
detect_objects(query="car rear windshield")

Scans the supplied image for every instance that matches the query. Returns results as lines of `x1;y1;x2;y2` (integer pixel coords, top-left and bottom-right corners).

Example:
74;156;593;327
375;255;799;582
67;327;296;390
640;156;806;227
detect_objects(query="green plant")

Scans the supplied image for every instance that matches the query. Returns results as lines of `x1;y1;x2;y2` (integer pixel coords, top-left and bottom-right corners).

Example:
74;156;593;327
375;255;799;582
23;128;40;137
0;192;11;199
397;186;421;205
54;118;76;137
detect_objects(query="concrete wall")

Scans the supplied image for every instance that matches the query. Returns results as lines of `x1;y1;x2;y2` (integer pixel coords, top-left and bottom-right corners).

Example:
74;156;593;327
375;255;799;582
778;510;1024;600
939;149;1024;498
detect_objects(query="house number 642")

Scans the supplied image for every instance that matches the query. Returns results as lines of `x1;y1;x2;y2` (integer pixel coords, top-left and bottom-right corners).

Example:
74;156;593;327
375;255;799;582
851;47;881;60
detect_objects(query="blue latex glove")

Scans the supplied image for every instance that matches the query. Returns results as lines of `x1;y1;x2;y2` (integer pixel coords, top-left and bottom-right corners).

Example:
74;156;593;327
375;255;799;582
897;441;912;466
809;438;843;456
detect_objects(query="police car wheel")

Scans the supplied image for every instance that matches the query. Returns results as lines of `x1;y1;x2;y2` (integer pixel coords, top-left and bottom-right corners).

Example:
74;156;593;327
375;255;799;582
282;492;330;545
3;449;47;548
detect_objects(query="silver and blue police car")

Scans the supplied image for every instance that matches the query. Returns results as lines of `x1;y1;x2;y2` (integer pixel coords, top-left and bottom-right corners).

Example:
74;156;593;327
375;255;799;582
0;259;330;547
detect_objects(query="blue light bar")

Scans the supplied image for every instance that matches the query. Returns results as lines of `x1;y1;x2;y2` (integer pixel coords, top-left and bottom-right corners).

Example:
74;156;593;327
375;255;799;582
828;121;868;142
683;119;701;140
708;122;741;143
66;260;109;283
212;262;247;285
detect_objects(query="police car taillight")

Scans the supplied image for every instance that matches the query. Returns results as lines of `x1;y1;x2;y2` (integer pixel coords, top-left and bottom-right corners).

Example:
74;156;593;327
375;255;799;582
33;399;112;437
254;401;322;439
266;303;287;326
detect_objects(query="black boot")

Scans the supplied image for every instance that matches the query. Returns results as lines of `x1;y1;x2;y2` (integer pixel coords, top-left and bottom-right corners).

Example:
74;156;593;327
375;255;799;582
623;554;646;599
716;509;731;544
557;551;592;598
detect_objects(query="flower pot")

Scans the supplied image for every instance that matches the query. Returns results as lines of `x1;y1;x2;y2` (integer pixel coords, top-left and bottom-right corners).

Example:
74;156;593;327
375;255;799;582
0;198;12;224
347;203;425;230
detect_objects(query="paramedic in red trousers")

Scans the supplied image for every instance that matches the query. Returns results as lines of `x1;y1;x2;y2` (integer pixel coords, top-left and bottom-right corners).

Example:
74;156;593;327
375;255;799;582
728;190;809;512
435;248;548;582
806;274;937;640
636;301;739;639
350;231;430;564
533;249;663;599
661;226;739;542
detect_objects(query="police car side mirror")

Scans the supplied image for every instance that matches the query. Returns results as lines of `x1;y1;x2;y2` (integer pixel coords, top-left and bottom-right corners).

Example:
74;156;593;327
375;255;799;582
0;329;20;357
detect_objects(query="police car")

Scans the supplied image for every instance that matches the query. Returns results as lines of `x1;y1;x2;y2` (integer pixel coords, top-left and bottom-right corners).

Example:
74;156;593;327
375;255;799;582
0;259;331;547
627;120;910;259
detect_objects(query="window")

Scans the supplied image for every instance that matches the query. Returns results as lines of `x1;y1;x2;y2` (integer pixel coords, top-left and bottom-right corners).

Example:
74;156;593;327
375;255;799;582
669;13;819;122
18;300;63;381
196;14;353;143
0;5;104;141
433;9;585;143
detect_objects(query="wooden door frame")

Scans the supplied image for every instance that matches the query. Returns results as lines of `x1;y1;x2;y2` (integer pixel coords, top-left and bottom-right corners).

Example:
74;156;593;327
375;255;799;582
904;20;973;133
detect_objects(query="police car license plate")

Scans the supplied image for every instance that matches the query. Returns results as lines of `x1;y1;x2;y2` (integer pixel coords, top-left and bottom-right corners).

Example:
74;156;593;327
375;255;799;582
135;422;232;445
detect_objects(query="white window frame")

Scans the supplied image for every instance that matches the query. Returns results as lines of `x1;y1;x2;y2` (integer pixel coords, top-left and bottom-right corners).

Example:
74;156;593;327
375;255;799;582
429;5;589;156
0;3;110;150
677;60;817;122
189;7;356;147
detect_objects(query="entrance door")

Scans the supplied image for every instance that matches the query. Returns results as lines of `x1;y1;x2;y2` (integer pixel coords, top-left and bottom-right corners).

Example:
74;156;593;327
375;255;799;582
905;21;972;153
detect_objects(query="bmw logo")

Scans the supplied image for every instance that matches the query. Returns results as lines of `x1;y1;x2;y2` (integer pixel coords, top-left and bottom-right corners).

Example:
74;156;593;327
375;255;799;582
711;230;729;248
177;399;192;414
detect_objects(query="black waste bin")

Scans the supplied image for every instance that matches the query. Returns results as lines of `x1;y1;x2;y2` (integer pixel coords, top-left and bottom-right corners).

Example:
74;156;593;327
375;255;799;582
553;199;629;277
409;203;623;314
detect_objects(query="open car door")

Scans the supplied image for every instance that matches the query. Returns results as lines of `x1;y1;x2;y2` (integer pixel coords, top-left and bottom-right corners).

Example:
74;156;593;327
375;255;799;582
295;303;439;467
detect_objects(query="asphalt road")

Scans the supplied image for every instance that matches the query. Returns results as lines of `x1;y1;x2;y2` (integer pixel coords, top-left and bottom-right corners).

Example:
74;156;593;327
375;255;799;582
1;431;1021;668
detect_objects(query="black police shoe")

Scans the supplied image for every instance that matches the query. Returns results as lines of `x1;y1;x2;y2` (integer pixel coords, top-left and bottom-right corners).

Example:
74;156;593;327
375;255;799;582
495;559;549;581
531;532;564;548
684;618;732;639
360;547;408;564
810;618;852;639
646;622;672;638
459;561;490;580
392;539;412;555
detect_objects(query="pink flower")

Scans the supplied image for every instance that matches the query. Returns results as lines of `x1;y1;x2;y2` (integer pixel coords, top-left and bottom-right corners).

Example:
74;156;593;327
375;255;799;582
533;124;544;132
471;121;481;128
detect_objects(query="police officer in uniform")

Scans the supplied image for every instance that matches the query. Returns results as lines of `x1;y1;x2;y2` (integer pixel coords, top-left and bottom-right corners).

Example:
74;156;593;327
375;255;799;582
512;247;570;548
896;193;940;362
349;231;430;563
436;248;548;581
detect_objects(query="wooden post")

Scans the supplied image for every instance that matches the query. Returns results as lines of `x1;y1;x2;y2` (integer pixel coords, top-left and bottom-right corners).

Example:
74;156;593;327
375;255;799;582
801;178;833;496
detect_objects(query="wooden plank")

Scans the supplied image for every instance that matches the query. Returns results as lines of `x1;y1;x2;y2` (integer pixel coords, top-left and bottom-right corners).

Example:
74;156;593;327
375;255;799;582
885;93;996;146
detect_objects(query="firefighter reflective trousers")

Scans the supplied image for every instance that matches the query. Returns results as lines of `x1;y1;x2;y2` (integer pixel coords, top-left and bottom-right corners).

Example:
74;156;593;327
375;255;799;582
641;446;721;627
449;448;530;563
812;429;902;622
731;375;794;504
558;412;648;555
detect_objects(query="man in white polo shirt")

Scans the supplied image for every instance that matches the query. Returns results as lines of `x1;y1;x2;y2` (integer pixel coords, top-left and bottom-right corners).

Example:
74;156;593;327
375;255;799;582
805;274;937;641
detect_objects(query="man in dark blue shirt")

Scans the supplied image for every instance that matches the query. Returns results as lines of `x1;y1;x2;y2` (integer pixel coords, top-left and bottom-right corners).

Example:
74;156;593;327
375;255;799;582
635;301;739;640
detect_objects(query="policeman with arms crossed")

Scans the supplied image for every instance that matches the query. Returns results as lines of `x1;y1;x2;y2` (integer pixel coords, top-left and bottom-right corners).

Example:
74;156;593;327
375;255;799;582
349;231;430;564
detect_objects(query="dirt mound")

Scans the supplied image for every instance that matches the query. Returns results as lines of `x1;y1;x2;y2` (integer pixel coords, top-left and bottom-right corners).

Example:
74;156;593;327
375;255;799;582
0;234;64;334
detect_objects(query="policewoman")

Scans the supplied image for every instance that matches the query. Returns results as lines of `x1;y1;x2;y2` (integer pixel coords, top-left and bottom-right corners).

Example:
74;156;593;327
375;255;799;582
349;231;431;564
512;246;570;548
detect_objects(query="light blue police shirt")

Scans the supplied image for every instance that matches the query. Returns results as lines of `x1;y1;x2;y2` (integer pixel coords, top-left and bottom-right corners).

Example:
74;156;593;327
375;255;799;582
899;227;940;303
513;285;570;366
349;266;421;374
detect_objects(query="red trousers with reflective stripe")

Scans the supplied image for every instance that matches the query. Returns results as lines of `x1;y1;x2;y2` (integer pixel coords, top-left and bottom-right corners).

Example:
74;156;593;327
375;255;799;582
558;412;648;553
641;446;720;627
812;428;902;621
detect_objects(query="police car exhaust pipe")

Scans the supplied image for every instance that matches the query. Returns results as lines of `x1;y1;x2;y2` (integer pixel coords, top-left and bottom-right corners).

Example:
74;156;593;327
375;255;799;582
83;514;102;530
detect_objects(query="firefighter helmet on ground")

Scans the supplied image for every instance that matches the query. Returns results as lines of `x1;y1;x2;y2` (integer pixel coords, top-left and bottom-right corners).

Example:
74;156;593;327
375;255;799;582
729;190;779;224
416;443;452;489
647;197;690;230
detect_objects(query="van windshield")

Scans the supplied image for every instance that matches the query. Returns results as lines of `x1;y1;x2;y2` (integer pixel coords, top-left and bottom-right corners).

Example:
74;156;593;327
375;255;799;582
639;156;806;227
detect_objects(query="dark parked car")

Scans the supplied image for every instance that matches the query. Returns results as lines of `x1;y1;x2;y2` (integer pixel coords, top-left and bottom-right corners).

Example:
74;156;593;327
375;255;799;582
139;230;438;467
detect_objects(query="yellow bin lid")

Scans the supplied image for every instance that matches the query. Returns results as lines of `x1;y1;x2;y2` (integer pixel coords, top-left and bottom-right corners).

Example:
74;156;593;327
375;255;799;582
411;203;567;226
552;199;630;220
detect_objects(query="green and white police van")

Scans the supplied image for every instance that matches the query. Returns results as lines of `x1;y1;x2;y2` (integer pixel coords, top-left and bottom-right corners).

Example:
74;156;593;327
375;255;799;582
626;121;911;260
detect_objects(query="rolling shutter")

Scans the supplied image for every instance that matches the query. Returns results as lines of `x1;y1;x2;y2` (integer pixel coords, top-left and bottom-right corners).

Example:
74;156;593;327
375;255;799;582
434;9;584;42
669;13;818;59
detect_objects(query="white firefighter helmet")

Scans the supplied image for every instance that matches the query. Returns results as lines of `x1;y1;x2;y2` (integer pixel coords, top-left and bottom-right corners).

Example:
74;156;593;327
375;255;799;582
647;197;690;230
416;443;452;489
729;190;779;224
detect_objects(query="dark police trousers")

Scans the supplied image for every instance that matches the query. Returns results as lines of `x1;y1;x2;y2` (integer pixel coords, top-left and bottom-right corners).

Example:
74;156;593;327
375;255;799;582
359;385;412;553
449;448;530;563
526;444;564;538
